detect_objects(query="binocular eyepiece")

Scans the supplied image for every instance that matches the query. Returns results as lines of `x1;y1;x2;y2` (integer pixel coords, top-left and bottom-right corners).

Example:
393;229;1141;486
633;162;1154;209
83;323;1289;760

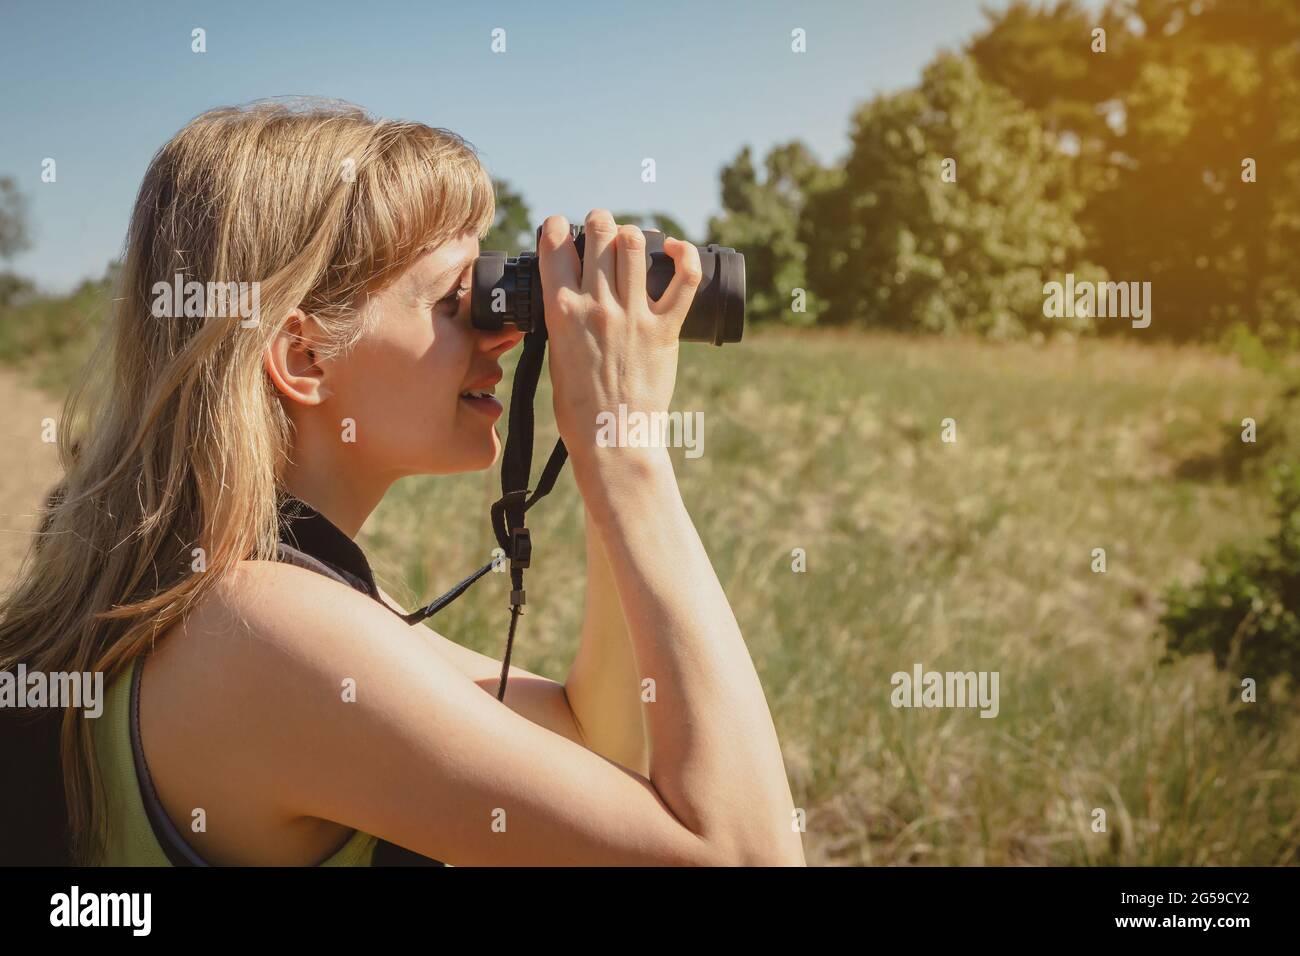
471;223;745;345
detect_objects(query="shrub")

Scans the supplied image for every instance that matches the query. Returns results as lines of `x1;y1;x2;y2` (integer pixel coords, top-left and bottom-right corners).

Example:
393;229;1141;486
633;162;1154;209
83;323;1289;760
1160;463;1300;689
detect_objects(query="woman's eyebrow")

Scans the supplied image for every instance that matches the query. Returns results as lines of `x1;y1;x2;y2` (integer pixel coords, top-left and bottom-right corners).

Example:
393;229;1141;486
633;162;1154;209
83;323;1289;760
429;256;475;291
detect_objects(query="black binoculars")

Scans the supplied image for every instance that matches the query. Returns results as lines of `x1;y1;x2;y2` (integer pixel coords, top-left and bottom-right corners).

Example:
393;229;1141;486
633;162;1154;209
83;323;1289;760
471;223;745;345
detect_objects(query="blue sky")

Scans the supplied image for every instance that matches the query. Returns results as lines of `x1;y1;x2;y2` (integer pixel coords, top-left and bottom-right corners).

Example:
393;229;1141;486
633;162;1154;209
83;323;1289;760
1;0;1020;291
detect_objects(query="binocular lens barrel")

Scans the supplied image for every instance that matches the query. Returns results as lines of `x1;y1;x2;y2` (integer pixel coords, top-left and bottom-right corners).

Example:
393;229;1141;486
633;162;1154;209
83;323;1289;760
471;224;744;346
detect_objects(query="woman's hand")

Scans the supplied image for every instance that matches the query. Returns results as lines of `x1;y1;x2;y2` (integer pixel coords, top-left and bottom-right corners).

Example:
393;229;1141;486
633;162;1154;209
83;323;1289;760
536;210;702;489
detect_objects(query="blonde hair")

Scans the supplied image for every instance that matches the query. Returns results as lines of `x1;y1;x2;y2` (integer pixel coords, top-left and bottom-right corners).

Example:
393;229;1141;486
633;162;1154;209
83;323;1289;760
0;98;496;863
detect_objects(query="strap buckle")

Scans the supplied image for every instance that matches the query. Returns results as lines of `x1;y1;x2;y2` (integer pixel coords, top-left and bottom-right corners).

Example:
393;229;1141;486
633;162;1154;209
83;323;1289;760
508;527;532;570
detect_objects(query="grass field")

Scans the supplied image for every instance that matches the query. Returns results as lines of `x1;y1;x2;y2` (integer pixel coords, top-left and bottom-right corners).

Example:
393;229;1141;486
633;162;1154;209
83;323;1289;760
3;307;1297;865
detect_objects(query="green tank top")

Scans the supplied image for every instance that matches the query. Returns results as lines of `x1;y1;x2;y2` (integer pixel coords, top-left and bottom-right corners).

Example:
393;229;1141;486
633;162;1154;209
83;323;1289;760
92;654;378;866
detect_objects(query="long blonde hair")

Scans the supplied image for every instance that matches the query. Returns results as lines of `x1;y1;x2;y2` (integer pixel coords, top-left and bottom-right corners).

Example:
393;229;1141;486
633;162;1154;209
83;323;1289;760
0;99;495;864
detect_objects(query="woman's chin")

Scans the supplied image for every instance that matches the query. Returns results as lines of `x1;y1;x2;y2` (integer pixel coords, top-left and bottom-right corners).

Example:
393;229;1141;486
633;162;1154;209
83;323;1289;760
450;432;502;474
413;420;503;474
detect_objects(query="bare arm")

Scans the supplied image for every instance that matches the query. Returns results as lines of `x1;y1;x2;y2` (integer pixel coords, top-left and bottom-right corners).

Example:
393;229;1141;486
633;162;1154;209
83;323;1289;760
563;503;649;776
351;455;799;864
534;210;804;863
378;540;647;776
374;584;590;754
575;447;803;862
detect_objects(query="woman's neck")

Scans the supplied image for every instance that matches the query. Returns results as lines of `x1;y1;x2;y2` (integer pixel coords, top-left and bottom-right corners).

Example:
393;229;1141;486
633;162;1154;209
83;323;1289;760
280;435;395;539
282;475;383;539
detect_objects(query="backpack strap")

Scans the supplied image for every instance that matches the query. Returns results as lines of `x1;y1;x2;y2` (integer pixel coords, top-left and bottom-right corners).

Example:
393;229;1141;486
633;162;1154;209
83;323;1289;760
274;540;367;590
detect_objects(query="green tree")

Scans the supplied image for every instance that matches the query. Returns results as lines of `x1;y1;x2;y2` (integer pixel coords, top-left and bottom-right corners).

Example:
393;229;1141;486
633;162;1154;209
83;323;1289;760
481;178;532;254
706;141;835;326
804;53;1100;337
969;0;1300;343
968;1;1134;149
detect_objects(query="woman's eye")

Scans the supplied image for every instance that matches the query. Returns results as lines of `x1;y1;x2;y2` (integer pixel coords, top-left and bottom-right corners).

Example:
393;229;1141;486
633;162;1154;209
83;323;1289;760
437;286;469;314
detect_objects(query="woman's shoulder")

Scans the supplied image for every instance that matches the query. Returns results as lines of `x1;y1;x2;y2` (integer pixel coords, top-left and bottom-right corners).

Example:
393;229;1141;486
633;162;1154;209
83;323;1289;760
182;558;404;657
152;558;422;732
137;558;432;862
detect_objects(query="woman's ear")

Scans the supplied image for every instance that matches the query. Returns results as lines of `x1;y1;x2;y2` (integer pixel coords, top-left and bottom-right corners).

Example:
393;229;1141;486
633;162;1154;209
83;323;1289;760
264;309;332;406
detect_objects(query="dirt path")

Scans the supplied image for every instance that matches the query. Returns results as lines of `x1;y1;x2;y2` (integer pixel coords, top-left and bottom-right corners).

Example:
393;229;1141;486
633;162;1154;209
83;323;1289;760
0;368;64;591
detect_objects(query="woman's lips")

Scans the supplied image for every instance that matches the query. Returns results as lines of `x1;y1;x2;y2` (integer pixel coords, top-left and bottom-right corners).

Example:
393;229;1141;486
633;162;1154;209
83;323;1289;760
460;392;504;418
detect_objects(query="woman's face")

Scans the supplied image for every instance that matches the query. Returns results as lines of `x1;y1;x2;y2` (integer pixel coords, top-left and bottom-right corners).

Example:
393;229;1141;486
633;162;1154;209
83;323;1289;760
321;231;524;479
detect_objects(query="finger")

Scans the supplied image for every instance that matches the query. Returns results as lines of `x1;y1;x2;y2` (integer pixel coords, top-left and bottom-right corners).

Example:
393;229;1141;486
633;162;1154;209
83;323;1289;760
650;236;703;322
581;209;618;302
537;215;581;299
615;224;647;305
538;215;582;328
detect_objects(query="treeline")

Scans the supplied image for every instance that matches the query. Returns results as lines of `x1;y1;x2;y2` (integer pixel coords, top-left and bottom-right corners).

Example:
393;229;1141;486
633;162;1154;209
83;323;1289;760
709;0;1299;344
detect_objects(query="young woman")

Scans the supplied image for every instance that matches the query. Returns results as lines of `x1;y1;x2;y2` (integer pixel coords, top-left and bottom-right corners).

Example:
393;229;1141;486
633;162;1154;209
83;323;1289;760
0;100;804;866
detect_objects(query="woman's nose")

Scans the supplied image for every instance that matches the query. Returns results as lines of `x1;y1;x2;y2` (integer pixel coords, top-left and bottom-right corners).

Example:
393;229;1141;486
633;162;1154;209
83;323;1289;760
478;325;525;356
